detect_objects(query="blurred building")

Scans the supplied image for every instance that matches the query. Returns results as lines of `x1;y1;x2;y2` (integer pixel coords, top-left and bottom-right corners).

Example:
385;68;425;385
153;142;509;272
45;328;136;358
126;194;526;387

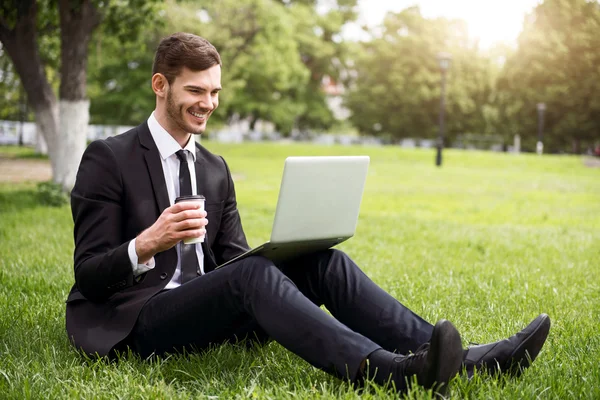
322;75;350;121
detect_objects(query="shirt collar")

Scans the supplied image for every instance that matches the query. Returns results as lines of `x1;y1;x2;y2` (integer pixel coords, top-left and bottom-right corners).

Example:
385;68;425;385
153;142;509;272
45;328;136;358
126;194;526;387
147;112;197;162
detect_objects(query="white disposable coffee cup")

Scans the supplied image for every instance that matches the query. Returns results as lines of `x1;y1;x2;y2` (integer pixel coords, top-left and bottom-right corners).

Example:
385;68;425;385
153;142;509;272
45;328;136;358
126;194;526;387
174;194;205;244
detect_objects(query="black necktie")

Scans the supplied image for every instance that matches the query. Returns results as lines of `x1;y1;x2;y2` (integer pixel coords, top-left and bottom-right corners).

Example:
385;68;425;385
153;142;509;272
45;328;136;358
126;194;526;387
176;150;200;283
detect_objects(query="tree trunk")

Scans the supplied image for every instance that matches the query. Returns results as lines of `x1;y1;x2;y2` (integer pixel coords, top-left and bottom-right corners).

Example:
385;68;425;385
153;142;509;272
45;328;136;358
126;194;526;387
55;100;90;190
34;123;49;155
0;0;59;159
56;0;100;190
0;0;102;191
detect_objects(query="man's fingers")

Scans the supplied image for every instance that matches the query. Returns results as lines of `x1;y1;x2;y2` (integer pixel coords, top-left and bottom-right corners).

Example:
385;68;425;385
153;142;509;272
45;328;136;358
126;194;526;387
169;208;207;222
170;201;202;213
173;227;206;242
173;217;208;231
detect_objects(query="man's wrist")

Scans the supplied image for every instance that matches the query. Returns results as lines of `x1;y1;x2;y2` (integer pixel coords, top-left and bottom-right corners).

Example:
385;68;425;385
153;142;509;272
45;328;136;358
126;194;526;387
128;239;155;276
135;231;154;264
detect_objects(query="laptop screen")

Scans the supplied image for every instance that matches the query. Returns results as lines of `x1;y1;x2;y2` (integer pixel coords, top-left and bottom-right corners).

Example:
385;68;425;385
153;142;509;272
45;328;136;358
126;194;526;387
269;156;370;243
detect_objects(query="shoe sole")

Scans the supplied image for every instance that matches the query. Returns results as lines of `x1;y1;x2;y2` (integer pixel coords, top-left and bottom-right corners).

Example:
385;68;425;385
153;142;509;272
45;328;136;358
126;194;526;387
427;319;463;397
506;313;551;376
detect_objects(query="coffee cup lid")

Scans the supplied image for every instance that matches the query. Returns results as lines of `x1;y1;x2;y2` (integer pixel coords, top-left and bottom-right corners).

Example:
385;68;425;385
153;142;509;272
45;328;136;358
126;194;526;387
175;195;205;203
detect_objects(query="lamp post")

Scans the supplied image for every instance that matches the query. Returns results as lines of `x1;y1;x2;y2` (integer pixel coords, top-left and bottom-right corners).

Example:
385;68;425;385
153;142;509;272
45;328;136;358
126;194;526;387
536;103;546;155
436;52;452;167
18;85;26;146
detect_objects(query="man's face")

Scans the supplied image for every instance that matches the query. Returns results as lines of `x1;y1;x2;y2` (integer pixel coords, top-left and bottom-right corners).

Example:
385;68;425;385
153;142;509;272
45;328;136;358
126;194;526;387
164;65;221;136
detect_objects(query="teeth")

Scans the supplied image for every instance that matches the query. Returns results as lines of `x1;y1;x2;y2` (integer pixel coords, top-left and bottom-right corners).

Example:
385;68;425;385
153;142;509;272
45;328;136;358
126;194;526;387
189;111;207;119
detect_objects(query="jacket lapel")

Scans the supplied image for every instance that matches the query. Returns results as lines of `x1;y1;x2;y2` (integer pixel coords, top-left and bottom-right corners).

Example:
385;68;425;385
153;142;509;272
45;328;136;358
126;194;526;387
194;145;218;271
138;122;170;213
193;145;205;193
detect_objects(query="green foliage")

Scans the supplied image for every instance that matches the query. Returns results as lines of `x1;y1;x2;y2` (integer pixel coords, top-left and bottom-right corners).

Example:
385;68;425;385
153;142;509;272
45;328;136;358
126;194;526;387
3;0;600;155
344;7;498;142
35;0;61;74
36;180;69;206
199;0;311;133
86;0;358;134
1;144;600;398
98;0;163;43
86;0;164;124
0;0;162;115
286;0;358;132
87;32;159;125
0;1;60;120
495;0;600;152
0;46;25;121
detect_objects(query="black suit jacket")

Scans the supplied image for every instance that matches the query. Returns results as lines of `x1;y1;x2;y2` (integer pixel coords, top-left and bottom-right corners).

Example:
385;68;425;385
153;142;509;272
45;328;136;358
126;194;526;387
66;122;250;356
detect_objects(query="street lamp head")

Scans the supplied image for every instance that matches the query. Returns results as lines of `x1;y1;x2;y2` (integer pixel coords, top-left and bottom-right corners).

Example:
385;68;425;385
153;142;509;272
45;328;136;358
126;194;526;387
436;52;452;71
537;102;546;112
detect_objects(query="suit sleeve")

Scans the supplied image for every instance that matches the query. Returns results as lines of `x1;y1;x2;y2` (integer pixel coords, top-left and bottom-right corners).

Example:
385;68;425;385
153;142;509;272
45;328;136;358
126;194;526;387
212;156;250;265
70;140;134;302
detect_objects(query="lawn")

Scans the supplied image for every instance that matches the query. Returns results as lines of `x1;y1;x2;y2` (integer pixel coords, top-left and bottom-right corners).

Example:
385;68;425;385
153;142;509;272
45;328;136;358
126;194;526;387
1;142;599;399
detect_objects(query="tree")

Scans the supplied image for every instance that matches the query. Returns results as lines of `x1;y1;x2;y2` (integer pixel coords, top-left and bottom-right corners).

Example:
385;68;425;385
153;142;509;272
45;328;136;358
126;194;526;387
495;0;600;153
87;29;158;126
188;0;359;135
343;7;498;142
87;0;310;135
0;0;160;190
87;0;359;136
284;0;358;133
197;0;310;134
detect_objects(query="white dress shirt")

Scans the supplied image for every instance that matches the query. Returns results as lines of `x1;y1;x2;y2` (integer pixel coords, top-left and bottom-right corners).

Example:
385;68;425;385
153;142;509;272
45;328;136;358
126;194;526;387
127;112;205;288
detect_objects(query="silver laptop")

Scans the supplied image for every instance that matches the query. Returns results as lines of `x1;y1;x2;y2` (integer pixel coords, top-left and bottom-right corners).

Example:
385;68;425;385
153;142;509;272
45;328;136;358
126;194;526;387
217;155;370;268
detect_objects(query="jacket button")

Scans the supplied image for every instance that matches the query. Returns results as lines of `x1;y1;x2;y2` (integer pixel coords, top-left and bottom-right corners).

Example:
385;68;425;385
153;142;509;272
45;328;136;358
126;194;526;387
160;272;168;280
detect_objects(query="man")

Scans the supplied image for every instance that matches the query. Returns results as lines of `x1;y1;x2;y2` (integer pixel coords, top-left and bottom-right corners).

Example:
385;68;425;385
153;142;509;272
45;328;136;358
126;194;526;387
66;32;550;395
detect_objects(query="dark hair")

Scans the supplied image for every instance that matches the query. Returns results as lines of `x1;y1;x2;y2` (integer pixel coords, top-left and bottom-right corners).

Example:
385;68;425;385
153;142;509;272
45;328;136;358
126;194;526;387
152;32;221;84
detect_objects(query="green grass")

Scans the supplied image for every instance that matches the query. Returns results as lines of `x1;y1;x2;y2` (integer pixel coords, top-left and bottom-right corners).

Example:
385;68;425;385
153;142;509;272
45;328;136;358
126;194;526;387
1;142;599;399
0;144;49;159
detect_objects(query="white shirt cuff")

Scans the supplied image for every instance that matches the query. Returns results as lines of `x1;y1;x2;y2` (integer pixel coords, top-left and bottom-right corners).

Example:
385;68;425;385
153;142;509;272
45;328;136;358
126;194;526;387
128;238;155;276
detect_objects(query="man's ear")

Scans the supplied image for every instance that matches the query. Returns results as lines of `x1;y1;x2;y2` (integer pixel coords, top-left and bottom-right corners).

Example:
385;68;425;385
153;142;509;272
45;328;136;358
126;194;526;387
152;73;169;98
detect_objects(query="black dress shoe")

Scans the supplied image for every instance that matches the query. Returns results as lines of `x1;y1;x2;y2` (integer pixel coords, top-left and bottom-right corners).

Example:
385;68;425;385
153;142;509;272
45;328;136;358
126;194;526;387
365;319;463;396
463;314;551;378
420;319;464;395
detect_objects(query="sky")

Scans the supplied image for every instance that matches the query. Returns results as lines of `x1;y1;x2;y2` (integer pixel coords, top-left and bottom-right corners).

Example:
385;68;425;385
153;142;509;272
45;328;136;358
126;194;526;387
344;0;542;48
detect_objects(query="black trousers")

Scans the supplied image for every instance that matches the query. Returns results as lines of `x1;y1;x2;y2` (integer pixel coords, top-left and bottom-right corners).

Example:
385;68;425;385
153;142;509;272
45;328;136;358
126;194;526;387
126;249;434;380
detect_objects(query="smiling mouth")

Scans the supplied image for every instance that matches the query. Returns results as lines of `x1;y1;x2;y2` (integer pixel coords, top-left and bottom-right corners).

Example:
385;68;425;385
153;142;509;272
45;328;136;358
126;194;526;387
188;110;209;121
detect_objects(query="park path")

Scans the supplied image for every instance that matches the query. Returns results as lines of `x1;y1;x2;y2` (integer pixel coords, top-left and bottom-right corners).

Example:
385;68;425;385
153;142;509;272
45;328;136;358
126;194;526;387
584;157;600;168
0;154;52;183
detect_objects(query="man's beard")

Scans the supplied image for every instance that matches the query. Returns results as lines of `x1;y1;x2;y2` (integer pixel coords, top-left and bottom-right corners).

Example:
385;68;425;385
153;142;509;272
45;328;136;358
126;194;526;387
166;89;204;135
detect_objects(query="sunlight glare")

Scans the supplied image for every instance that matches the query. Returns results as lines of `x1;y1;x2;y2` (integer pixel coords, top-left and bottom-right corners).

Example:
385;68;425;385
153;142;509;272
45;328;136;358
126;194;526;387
351;0;542;48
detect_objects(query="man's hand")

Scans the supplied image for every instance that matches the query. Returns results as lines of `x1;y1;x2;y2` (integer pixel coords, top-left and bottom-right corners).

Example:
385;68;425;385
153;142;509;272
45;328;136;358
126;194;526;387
135;202;208;264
